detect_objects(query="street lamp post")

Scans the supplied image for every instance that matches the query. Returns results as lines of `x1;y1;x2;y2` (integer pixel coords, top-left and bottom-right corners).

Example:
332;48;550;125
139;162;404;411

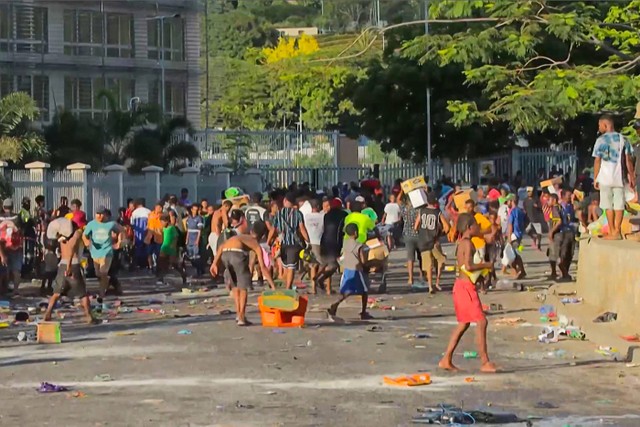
146;13;180;116
424;0;432;181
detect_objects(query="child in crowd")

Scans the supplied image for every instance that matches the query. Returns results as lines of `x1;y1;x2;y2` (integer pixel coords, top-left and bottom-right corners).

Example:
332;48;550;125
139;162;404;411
41;241;59;296
327;223;373;320
156;214;187;286
482;211;502;293
185;204;204;276
439;213;496;373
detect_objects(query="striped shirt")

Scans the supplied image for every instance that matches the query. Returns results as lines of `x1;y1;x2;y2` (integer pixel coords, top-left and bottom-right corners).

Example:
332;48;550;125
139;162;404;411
272;207;304;246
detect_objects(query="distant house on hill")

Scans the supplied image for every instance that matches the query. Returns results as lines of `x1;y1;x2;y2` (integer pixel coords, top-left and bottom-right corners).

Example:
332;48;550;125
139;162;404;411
276;27;319;37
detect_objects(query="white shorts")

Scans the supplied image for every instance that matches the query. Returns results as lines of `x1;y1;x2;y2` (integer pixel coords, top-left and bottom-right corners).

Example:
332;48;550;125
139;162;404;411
599;186;625;211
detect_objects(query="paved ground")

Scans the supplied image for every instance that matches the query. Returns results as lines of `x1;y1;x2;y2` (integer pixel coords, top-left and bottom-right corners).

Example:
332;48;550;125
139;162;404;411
1;243;639;427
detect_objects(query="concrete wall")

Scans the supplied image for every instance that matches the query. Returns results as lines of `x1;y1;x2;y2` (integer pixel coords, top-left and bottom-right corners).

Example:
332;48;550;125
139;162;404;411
577;238;640;324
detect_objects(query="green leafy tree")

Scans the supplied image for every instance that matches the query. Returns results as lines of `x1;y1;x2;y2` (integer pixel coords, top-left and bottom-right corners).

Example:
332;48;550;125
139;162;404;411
294;149;334;167
0;92;48;164
125;117;199;173
341;26;511;161
205;9;277;59
43;110;105;169
401;0;640;134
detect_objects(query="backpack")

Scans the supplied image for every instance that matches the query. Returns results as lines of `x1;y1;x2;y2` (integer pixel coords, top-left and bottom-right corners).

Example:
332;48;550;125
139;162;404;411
0;219;23;250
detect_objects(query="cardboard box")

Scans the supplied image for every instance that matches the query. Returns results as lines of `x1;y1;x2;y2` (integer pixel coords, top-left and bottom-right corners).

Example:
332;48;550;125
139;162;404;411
453;189;477;211
366;238;389;261
540;176;563;188
408;188;429;208
401;176;427;194
37;322;61;344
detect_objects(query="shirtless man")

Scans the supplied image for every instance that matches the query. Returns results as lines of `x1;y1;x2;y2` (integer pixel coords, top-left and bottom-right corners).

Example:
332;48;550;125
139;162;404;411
210;222;276;326
208;200;232;255
439;213;497;373
43;216;95;324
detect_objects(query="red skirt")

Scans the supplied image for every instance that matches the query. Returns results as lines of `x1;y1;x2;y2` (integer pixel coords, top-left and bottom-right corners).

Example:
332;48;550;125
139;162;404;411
452;277;486;323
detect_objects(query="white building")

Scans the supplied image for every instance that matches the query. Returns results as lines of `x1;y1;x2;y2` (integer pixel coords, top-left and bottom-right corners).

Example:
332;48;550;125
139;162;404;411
0;0;201;125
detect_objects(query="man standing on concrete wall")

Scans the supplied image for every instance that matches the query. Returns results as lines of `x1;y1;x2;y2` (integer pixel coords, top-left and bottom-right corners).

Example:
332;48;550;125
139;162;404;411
593;115;636;240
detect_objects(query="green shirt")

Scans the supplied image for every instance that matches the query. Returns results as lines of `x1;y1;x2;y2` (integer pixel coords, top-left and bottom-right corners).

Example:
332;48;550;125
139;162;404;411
344;212;375;244
160;225;179;256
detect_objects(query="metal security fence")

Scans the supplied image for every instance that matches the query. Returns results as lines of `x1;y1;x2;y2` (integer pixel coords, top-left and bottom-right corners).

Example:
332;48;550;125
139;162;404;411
256;146;578;191
2;162;229;214
172;129;340;168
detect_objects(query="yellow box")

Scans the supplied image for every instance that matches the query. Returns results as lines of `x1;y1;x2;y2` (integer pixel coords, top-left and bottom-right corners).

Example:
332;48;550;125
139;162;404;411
540;176;563;188
453;189;477;212
401;176;427;194
37;322;61;344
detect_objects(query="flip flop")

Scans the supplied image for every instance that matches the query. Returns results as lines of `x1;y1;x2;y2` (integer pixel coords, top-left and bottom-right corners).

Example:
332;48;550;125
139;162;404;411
383;374;431;387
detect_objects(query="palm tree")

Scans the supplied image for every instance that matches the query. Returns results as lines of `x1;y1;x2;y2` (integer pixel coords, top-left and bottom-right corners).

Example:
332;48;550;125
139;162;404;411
97;90;199;172
43;110;105;170
125;116;200;173
0;92;48;164
98;90;149;165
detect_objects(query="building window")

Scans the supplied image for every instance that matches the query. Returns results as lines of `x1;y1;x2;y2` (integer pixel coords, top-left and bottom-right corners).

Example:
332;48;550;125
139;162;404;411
64;10;133;58
0;74;49;121
65;76;134;120
147;18;184;61
149;80;186;118
0;4;48;53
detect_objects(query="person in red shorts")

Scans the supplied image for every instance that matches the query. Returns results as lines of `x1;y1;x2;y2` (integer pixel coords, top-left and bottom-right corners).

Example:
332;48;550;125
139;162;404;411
439;213;497;373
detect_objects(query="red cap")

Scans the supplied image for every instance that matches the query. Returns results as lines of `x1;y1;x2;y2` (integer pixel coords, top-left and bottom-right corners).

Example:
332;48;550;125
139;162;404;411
330;198;343;209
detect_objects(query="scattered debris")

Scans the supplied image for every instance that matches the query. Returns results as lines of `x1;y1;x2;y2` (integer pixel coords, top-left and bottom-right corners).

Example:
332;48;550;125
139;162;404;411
621;334;640;342
463;351;478;359
412;404;532;425
38;382;69;393
235;401;255;409
67;391;86;398
404;333;432;339
177;329;192;335
93;374;113;382
560;297;582;304
593;312;617;323
272;329;286;334
534;401;558;409
367;325;384;332
464;377;476;383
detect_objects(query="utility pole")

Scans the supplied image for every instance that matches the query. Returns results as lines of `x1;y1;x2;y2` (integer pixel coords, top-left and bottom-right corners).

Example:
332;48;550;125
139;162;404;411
424;0;432;181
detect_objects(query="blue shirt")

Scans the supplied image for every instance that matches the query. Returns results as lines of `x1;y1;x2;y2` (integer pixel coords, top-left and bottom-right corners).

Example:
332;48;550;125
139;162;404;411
592;132;632;163
508;207;525;240
83;220;117;259
560;202;575;232
186;215;203;245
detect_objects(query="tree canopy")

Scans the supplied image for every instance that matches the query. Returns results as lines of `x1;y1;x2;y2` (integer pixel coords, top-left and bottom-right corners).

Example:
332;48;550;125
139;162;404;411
0;92;48;164
400;0;640;135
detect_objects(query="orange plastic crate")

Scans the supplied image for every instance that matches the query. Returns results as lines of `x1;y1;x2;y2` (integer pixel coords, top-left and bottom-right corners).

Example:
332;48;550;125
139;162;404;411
258;295;308;328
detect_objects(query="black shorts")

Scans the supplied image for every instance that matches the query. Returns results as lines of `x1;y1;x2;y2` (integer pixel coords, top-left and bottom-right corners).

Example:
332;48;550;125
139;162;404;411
53;264;87;298
280;244;301;270
221;250;251;289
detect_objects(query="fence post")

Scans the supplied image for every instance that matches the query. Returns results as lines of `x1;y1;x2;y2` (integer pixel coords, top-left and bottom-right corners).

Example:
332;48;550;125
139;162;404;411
179;166;200;202
244;168;263;194
24;161;50;202
214;166;232;201
66;162;91;212
511;147;521;178
0;160;6;177
142;165;163;205
103;164;126;210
